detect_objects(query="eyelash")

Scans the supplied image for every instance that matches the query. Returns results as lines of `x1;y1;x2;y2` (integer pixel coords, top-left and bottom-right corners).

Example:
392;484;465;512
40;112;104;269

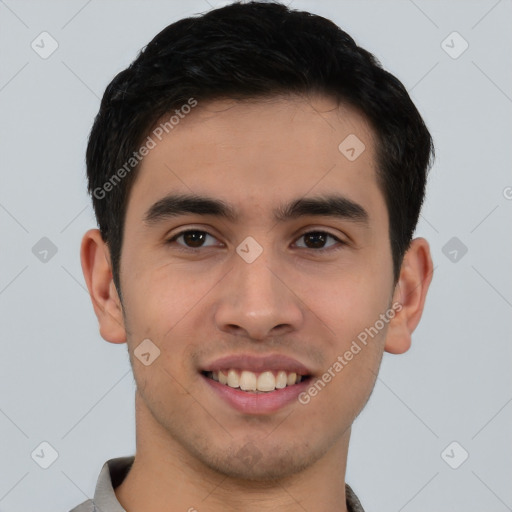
165;229;347;254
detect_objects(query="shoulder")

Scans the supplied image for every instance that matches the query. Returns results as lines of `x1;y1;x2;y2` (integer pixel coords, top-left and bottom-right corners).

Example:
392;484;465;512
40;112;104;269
68;498;95;512
346;483;366;512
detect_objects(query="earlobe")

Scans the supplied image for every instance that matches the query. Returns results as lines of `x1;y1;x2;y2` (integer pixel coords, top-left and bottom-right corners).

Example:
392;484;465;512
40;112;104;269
384;237;434;354
80;228;127;344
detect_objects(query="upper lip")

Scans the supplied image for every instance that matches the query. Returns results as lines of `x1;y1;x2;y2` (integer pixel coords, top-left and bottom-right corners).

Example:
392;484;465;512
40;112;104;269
201;353;313;375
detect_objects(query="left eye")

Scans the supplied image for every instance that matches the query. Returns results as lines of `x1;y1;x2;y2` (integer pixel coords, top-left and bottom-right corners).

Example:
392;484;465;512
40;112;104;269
294;231;343;251
166;230;344;251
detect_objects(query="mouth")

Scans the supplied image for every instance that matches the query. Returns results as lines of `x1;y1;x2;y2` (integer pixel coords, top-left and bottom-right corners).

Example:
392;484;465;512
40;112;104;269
199;354;315;414
201;369;312;393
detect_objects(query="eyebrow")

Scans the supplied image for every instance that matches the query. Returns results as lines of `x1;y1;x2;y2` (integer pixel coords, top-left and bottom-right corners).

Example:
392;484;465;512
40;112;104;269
143;193;369;226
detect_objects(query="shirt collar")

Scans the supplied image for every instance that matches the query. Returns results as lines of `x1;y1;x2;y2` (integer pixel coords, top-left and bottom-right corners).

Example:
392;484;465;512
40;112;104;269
93;456;134;512
93;456;365;511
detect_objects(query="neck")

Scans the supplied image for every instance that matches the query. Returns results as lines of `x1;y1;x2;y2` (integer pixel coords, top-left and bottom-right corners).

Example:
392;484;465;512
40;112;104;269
115;392;350;512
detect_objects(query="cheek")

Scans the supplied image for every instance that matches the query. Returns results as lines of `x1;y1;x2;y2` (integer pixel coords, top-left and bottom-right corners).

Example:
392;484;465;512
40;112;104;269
300;289;388;421
296;259;391;409
122;258;220;336
299;262;392;341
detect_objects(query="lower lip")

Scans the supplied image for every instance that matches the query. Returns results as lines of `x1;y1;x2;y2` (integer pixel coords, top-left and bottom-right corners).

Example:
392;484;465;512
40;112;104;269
201;374;311;414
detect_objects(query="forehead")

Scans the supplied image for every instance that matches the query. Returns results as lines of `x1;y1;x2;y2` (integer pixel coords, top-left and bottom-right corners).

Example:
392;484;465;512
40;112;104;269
127;94;383;225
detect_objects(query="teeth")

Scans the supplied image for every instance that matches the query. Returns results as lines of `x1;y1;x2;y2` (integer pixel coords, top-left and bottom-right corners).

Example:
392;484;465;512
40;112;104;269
209;369;304;392
275;370;287;389
239;370;257;391
257;371;275;392
227;369;239;388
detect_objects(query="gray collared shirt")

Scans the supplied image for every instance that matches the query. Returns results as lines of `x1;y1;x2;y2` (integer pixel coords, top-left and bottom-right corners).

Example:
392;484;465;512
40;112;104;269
69;456;365;512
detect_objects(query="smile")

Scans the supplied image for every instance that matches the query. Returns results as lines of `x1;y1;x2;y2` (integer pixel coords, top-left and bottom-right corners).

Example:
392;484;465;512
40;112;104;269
203;369;308;393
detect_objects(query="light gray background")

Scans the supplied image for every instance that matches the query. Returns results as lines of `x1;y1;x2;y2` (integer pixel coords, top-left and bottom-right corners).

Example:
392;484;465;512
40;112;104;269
1;0;511;511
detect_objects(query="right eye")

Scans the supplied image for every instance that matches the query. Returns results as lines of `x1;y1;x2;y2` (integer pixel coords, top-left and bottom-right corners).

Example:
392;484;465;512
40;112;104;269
166;229;221;250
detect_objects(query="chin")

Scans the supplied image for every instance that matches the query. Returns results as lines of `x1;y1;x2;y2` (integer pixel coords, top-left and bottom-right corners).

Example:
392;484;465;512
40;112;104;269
199;444;319;482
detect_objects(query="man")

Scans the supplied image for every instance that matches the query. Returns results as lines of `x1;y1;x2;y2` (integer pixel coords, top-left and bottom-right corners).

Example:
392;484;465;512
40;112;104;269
73;1;434;510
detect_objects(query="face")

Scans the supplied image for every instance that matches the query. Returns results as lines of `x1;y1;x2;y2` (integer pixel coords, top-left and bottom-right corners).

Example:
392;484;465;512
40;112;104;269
117;95;397;480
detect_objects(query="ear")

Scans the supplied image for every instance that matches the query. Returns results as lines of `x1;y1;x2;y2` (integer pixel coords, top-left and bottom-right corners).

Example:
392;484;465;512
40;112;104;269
80;228;127;344
384;237;434;354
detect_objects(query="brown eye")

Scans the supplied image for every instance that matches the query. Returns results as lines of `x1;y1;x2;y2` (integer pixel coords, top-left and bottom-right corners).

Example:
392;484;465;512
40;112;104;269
303;232;328;249
182;231;206;247
167;230;218;249
295;231;342;251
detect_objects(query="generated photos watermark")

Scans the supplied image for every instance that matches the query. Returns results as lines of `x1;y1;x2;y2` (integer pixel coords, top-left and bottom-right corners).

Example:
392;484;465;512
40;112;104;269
298;301;403;405
93;97;198;200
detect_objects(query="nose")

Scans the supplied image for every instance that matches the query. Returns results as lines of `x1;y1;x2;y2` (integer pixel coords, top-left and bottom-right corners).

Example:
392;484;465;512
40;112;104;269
214;247;305;341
